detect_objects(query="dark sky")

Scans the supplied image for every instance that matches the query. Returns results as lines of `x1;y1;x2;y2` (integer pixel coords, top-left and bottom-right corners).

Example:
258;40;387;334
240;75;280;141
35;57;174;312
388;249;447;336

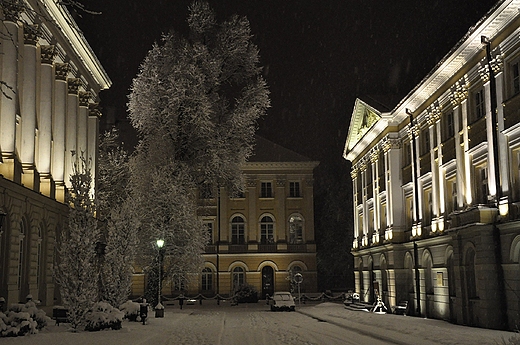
76;0;498;175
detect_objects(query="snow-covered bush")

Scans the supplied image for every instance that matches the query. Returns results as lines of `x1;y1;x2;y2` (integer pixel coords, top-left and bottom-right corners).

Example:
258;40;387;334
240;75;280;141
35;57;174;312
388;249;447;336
118;300;140;322
235;284;259;303
0;301;51;337
85;302;124;331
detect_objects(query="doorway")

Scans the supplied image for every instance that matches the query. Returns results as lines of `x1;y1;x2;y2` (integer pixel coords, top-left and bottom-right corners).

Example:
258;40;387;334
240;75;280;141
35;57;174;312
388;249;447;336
261;266;274;299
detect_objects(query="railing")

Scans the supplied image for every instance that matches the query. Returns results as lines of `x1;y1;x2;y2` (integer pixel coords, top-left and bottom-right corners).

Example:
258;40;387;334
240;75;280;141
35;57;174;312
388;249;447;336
287;244;306;253
258;244;276;252
228;244;247;253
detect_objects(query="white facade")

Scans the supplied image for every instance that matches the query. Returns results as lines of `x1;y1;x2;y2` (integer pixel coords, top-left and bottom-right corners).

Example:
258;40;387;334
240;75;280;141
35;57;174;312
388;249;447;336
344;0;520;331
0;0;110;306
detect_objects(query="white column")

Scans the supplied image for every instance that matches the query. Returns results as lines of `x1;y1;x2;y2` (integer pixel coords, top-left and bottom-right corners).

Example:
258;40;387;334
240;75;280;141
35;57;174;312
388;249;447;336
0;11;19;160
65;78;80;188
461;98;472;205
495;68;509;198
371;153;380;243
52;63;69;200
38;46;56;178
88;104;100;200
428;122;439;225
77;91;89;158
484;79;497;198
435;117;445;230
20;26;38;187
351;168;359;248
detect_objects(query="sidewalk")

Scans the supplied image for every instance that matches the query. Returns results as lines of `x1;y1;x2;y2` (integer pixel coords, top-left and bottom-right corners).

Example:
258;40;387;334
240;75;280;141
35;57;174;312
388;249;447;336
297;302;516;345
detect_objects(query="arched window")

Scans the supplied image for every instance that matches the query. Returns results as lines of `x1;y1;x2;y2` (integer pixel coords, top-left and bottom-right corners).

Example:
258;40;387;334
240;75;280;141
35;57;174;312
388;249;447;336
231;216;245;245
260;216;274;244
232;267;245;290
201;268;213;291
288;215;303;244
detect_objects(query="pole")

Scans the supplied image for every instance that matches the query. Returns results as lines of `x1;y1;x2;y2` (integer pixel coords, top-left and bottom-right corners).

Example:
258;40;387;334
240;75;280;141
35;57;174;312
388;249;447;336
407;108;421;316
216;187;220;305
158;248;161;307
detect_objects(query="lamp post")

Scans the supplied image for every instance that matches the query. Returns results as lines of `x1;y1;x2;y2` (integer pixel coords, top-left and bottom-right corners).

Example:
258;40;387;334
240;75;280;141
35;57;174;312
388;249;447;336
155;239;164;318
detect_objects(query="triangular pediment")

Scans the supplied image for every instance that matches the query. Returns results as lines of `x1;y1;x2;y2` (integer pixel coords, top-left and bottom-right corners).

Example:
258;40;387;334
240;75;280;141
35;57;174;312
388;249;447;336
345;98;382;152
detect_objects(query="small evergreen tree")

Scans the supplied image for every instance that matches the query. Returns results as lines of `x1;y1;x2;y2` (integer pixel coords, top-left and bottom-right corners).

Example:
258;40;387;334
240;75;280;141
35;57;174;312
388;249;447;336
97;129;136;307
54;153;99;330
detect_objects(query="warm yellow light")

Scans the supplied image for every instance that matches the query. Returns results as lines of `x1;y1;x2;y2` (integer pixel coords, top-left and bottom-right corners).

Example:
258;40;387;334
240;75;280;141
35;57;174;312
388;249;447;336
157;239;165;248
499;203;509;217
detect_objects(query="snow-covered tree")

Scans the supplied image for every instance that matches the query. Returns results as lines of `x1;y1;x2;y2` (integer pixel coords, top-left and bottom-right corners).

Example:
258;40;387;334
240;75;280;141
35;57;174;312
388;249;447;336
97;129;136;307
127;0;269;296
54;153;99;330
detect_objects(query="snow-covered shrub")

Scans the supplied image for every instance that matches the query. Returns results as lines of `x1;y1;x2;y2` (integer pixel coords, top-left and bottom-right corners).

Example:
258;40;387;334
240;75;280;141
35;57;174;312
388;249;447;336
0;302;51;337
85;302;124;331
235;284;259;303
119;300;140;322
0;310;37;337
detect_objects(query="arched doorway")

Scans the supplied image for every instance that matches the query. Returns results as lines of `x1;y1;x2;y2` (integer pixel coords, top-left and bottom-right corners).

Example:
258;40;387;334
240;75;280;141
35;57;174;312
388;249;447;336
261;266;274;299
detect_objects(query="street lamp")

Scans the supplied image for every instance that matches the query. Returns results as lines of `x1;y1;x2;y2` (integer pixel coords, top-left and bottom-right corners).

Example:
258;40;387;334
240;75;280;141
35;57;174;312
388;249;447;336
155;239;165;318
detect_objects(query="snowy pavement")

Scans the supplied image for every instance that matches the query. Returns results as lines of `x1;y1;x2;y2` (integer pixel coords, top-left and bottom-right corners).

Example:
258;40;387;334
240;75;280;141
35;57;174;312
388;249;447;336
1;301;516;344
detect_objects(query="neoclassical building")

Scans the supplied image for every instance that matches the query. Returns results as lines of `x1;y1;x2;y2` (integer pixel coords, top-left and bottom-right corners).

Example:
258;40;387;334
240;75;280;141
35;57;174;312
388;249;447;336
131;136;319;299
0;1;110;306
344;0;520;331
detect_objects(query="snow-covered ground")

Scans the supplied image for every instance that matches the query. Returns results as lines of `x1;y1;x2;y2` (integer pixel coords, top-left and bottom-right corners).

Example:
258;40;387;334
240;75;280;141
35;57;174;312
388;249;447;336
1;301;516;345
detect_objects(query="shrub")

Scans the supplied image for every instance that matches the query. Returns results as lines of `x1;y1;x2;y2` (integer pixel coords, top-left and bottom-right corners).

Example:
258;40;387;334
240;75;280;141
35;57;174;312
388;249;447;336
85;301;124;331
234;284;259;303
119;300;140;322
0;302;51;337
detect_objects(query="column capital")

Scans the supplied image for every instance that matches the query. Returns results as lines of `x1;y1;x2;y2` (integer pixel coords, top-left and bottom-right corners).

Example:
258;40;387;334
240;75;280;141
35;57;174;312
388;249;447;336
350;167;358;180
426;104;441;126
88;103;101;118
276;176;285;187
55;63;69;81
3;1;22;22
41;45;57;64
79;91;91;107
23;24;40;45
478;62;490;83
449;77;469;106
67;78;81;95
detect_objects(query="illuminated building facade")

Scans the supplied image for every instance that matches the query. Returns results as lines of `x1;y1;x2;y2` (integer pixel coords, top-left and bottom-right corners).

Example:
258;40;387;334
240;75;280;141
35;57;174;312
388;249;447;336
132;136;319;299
0;1;110;307
344;0;520;330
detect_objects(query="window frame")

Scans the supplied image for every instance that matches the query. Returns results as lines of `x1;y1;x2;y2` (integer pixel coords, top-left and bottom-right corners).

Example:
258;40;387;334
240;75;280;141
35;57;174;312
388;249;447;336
231;216;245;245
260;181;273;198
289;181;301;198
260;215;274;244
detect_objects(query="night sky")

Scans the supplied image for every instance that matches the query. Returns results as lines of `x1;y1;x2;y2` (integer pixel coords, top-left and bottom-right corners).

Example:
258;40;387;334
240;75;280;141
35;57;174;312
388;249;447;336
76;0;498;171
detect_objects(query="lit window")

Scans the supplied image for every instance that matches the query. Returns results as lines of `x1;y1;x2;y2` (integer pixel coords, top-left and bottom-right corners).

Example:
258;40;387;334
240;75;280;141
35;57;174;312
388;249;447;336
202;268;213;291
288;215;303;244
260;216;274;244
232;267;245;290
231;216;245;245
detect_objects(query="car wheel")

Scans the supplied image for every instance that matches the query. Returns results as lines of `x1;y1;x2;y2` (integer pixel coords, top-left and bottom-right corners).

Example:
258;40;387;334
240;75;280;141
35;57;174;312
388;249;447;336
270;306;275;311
290;306;295;312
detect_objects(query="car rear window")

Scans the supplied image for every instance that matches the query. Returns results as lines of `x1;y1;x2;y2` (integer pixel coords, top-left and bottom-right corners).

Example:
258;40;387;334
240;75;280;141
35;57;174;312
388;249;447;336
275;294;291;301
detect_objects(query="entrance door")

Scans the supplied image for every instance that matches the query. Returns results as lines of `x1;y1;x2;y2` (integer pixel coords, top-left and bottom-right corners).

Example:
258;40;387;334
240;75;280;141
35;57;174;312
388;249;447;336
261;266;274;299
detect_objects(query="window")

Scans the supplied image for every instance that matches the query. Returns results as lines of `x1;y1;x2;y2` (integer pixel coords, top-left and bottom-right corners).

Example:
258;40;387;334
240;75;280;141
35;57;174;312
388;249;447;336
204;221;213;244
475;88;485;121
288;215;303;244
512;60;520;95
442;111;455;141
403;140;411;167
420;128;430;156
231;216;245;245
201;268;212;291
232;267;245;290
261;182;273;198
289;182;301;197
260;216;274;244
478;167;488;204
452;182;458;212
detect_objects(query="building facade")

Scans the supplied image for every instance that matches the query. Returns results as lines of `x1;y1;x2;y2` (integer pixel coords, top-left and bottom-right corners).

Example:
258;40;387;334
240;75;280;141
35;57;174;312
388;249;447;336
344;0;520;331
132;136;319;299
0;1;110;307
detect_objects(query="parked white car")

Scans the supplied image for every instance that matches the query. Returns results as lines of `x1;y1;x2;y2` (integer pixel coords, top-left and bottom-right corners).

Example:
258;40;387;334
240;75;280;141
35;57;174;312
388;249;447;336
269;292;296;311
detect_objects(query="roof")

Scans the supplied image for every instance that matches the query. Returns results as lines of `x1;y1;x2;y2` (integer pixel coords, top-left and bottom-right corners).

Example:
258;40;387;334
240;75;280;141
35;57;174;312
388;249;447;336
248;135;313;163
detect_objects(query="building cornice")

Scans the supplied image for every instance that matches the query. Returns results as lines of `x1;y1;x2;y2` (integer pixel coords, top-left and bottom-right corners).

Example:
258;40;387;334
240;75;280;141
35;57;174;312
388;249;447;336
242;161;319;172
